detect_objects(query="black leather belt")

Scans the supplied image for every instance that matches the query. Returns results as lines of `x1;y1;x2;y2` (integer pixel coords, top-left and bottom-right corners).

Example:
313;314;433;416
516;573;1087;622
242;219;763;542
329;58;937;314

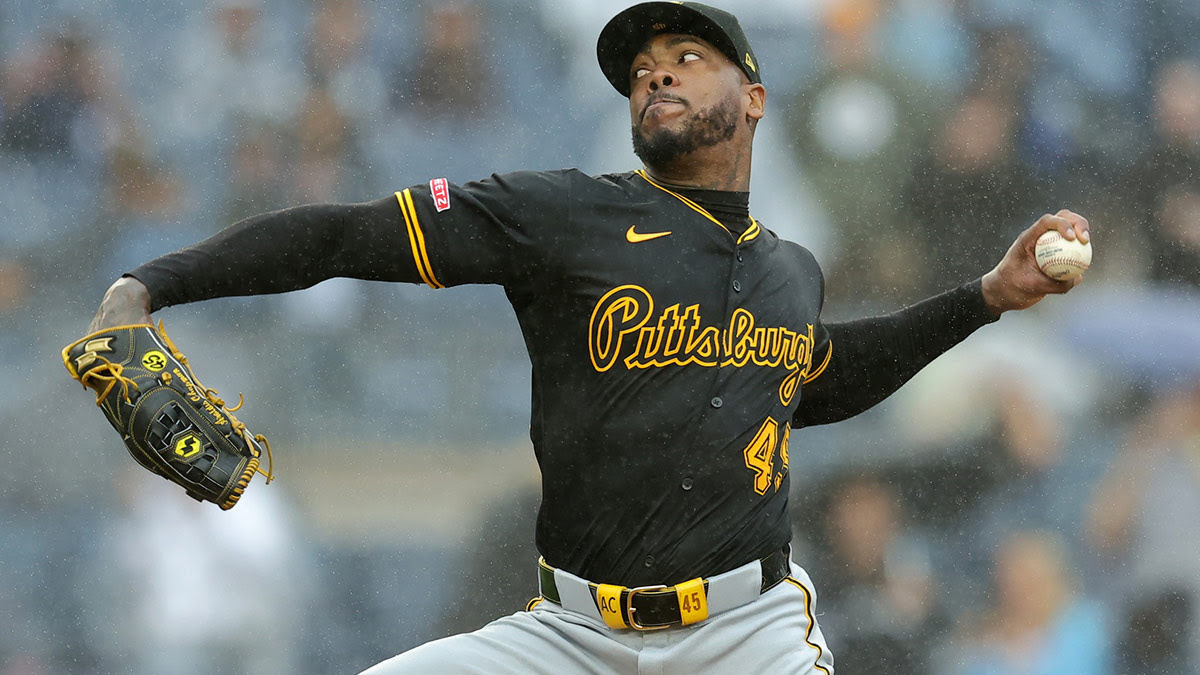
538;547;791;630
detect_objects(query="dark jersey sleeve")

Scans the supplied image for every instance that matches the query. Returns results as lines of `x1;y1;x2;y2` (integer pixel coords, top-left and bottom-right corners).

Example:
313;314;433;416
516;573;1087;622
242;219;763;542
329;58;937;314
129;199;419;310
792;279;998;428
394;171;572;289
127;171;571;311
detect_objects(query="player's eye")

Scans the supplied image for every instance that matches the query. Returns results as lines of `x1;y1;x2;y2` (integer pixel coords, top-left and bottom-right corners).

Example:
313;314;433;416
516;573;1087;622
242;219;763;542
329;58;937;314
681;52;700;63
633;67;651;79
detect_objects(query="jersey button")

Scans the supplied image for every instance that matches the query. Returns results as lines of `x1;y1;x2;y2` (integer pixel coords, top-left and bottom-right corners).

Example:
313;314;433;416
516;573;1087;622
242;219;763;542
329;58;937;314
681;477;694;490
711;396;723;408
736;251;743;262
732;280;742;292
644;555;655;568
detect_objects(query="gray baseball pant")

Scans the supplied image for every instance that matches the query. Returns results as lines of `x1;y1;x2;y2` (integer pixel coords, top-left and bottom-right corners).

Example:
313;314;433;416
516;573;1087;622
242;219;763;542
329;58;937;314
360;560;834;674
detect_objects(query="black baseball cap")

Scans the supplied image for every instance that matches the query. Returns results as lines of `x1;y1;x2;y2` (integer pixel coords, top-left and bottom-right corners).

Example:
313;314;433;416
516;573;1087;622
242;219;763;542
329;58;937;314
597;2;761;98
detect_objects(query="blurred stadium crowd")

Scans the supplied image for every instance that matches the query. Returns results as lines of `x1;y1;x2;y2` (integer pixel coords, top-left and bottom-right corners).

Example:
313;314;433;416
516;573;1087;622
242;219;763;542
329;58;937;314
4;0;1200;672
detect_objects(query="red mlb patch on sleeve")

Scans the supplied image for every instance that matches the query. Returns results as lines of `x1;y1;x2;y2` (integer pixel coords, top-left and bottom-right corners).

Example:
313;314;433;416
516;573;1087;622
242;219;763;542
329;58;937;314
430;178;451;212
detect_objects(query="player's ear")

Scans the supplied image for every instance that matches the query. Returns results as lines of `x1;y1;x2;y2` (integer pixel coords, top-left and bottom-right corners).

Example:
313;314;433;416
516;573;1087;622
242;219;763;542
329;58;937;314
745;83;765;123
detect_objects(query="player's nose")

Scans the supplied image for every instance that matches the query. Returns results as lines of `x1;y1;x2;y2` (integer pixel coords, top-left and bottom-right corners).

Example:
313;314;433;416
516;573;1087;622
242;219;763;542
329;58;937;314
647;67;677;92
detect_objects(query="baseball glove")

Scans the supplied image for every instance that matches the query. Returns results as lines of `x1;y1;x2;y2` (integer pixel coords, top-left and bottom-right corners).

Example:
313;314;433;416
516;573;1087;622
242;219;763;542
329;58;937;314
62;322;273;510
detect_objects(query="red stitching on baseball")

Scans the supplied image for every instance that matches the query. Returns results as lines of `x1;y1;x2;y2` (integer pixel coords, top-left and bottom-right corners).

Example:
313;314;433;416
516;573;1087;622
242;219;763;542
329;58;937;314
1041;257;1089;269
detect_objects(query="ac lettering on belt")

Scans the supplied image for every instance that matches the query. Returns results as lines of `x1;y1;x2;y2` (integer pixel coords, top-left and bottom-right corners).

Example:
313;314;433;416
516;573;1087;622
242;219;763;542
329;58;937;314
596;584;628;629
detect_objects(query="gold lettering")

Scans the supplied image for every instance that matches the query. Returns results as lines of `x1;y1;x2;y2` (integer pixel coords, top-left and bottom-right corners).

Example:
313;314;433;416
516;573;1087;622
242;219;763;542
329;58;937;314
588;287;817;404
779;370;801;406
660;305;684;357
589;285;654;372
724;308;756;367
171;367;228;426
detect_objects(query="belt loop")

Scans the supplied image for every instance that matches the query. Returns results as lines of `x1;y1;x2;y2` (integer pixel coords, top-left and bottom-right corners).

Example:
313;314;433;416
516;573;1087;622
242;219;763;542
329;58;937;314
595;584;628;629
674;578;709;625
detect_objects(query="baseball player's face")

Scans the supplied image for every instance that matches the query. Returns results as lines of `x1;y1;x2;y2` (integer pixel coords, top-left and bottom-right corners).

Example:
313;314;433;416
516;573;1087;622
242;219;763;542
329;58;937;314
627;33;757;165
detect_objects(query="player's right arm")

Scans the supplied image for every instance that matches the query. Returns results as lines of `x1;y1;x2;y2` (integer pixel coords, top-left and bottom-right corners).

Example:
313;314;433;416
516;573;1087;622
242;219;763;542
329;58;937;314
88;198;421;331
89;276;153;332
88;171;571;331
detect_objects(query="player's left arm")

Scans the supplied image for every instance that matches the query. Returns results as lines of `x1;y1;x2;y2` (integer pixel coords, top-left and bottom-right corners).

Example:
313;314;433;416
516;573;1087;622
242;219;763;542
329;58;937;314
792;209;1090;428
792;279;995;427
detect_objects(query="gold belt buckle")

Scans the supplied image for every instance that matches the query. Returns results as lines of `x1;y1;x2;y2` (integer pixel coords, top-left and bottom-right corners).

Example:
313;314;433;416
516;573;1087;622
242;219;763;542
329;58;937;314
625;585;670;631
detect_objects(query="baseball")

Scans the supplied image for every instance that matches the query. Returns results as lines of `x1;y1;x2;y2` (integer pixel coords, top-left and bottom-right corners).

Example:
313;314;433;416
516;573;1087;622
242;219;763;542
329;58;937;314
1034;230;1092;281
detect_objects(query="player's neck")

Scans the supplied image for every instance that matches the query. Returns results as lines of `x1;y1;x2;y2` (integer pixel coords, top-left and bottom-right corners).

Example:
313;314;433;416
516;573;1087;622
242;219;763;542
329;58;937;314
643;142;752;192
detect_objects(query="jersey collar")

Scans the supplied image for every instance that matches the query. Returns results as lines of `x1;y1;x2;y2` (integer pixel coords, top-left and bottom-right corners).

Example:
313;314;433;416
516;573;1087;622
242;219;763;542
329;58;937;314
635;170;761;246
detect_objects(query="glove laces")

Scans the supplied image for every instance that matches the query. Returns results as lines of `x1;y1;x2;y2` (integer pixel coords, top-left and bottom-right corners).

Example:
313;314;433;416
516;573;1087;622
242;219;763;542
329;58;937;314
157;321;275;484
79;356;140;406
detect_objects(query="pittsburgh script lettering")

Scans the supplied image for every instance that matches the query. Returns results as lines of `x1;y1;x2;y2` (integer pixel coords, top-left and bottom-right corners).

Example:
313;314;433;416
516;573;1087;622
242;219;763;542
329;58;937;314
588;285;816;404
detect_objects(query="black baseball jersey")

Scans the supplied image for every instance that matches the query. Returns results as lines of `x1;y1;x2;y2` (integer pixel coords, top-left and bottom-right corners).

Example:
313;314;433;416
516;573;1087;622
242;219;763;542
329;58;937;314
130;167;997;587
397;169;826;585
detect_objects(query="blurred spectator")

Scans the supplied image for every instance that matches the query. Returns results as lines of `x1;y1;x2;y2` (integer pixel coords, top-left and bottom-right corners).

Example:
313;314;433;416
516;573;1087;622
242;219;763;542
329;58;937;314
944;530;1112;675
1118;588;1193;675
0;25;115;160
0;257;32;420
784;0;936;308
0;256;34;422
0;498;103;673
304;0;386;123
0;258;28;315
224;118;290;223
369;0;549;186
966;25;1065;169
969;27;1037;110
306;0;365;87
105;141;183;223
91;134;193;282
290;86;372;204
904;89;1044;293
803;473;944;674
1121;59;1200;286
393;1;494;122
161;0;305;149
899;376;1087;608
84;467;313;675
1088;380;1200;671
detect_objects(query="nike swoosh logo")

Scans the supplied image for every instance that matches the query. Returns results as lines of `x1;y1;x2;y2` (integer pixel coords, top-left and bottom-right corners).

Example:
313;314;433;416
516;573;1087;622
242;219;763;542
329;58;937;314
626;226;672;243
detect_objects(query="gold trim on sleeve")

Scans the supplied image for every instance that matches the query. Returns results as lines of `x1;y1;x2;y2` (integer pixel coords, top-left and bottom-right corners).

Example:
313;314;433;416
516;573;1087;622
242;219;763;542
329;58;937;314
396;189;445;289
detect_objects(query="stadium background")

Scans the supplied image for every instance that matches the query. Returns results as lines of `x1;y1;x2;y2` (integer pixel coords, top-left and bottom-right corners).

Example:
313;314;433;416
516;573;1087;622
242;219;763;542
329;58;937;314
3;0;1200;672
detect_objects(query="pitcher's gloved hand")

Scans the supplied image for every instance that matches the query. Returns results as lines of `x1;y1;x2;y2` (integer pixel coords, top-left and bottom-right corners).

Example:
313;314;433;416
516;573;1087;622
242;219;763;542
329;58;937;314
63;322;273;510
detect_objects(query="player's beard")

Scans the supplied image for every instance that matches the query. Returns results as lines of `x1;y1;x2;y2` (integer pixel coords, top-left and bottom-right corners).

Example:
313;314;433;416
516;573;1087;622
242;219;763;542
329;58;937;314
631;92;741;167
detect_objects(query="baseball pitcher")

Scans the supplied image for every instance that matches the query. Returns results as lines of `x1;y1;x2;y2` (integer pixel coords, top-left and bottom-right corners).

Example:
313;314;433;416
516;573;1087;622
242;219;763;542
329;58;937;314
69;3;1089;672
